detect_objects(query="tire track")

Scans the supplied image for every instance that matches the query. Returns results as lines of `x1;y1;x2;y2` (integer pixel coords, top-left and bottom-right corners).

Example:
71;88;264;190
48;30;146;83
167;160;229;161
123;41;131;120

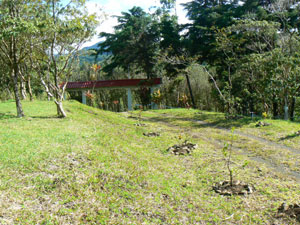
136;114;300;181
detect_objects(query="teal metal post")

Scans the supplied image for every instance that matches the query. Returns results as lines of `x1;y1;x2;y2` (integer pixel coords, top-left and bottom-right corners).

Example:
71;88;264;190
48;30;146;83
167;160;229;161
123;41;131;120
127;88;132;111
82;91;87;105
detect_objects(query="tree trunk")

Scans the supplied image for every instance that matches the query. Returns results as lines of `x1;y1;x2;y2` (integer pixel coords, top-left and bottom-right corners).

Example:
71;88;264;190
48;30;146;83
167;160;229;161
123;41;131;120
284;95;289;120
55;100;67;118
20;77;27;100
27;75;33;101
40;76;53;100
290;97;296;121
12;69;25;118
185;74;196;109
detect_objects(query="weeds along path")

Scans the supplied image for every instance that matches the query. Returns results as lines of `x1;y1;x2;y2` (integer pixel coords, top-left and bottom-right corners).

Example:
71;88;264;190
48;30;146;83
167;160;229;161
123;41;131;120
135;112;300;182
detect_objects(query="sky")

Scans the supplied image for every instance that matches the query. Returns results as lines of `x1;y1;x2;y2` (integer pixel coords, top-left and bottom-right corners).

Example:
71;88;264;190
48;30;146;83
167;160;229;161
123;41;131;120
81;0;192;47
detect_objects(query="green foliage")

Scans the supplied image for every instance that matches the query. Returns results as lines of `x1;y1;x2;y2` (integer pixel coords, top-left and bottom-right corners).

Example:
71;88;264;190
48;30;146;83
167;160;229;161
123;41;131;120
262;112;268;119
211;16;300;117
0;0;101;117
180;0;300;118
98;7;161;79
137;86;152;108
151;89;163;107
160;0;176;10
35;0;100;117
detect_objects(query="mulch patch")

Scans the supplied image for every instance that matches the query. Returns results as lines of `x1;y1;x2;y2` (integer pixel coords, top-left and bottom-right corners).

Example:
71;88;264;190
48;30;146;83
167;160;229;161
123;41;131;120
135;123;147;127
143;132;160;137
255;121;271;127
213;180;255;196
167;141;198;155
277;203;300;222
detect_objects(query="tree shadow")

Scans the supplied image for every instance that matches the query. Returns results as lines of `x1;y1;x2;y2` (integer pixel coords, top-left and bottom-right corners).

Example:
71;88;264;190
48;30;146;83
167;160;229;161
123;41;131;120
192;113;260;128
31;115;63;119
138;113;259;129
0;113;18;120
0;113;62;120
278;133;300;141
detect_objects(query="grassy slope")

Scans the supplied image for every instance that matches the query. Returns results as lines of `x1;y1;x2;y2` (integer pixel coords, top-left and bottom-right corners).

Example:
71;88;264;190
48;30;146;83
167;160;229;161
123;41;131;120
0;101;299;224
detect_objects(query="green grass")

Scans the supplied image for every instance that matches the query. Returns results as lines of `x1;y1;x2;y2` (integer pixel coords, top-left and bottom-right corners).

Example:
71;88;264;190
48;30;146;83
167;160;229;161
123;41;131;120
0;101;299;224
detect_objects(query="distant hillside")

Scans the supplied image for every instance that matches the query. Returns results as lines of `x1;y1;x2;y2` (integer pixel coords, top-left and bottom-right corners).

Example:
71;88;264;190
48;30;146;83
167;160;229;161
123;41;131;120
78;41;110;64
81;41;102;51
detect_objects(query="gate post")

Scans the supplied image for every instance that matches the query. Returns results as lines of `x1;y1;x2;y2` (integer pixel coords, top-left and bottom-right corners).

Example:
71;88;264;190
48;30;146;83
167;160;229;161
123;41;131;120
127;88;132;111
82;91;87;105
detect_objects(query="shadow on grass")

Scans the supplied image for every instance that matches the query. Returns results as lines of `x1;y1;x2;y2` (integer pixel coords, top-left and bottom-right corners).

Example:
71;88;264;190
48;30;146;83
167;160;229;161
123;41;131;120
31;115;63;119
0;113;18;120
193;114;261;128
0;113;62;120
279;133;300;141
138;113;260;129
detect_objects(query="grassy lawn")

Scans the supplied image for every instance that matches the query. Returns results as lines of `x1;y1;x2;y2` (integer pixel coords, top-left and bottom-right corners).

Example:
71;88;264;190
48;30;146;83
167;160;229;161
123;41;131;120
0;101;299;224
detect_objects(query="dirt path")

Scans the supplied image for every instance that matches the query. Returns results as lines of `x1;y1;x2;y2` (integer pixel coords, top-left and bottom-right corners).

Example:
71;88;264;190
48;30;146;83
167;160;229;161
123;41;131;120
189;125;300;181
132;113;300;181
193;120;300;155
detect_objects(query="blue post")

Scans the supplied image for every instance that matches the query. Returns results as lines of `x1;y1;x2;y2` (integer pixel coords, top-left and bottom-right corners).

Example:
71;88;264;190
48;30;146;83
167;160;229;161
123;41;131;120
127;88;132;111
82;91;87;105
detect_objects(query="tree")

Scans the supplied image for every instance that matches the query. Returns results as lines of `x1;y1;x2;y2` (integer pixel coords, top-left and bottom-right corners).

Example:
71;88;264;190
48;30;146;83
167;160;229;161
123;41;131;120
213;19;280;114
214;18;300;117
0;0;39;117
97;7;161;79
160;0;177;15
36;0;99;117
183;0;241;62
158;9;198;108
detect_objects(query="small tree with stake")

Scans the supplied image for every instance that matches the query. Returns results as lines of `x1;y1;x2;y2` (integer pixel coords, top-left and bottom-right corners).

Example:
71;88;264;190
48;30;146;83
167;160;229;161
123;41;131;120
222;127;236;186
214;127;253;195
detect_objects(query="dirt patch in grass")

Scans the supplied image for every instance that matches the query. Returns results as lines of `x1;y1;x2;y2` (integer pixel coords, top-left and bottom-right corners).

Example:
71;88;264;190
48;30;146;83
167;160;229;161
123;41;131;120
134;123;147;127
277;203;300;222
143;132;160;137
255;121;272;127
167;141;198;155
213;180;255;196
